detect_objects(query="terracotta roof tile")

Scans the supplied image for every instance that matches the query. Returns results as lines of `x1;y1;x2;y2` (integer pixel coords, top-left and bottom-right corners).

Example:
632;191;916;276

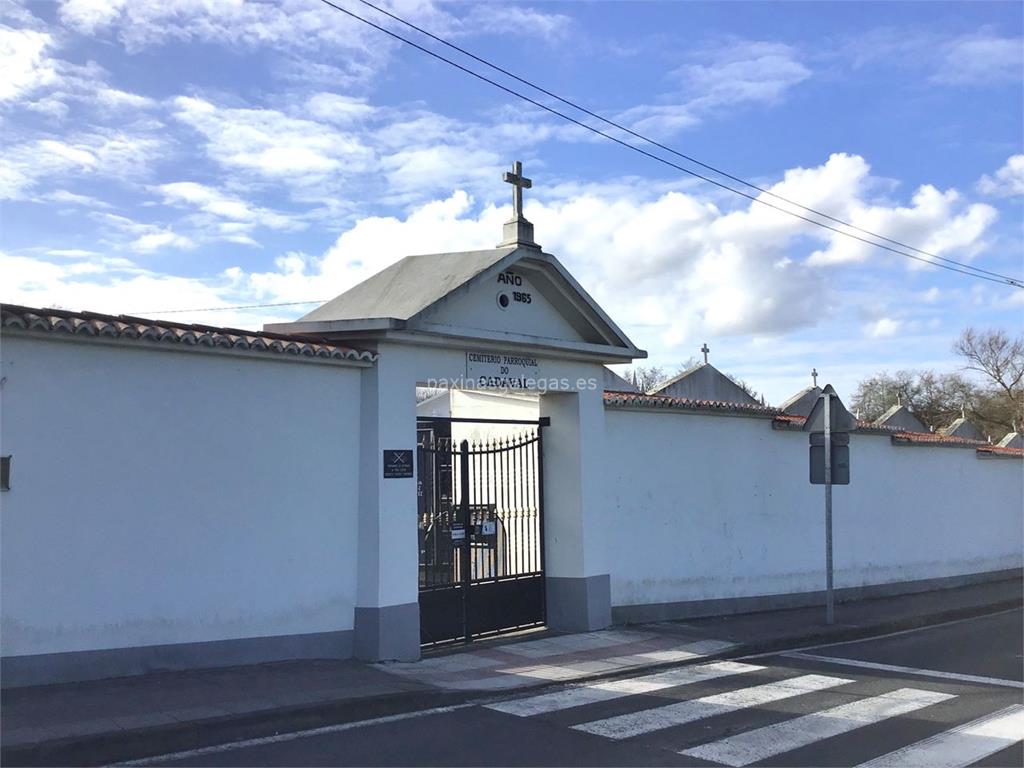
976;445;1024;458
771;413;899;434
1;304;376;364
603;391;781;417
890;431;986;447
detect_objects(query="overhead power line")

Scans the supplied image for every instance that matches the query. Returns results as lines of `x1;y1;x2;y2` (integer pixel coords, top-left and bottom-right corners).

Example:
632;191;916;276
133;300;327;315
316;0;1023;289
353;0;1016;286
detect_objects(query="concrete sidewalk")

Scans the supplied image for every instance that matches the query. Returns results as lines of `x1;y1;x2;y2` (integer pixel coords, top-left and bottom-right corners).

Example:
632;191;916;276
3;577;1019;767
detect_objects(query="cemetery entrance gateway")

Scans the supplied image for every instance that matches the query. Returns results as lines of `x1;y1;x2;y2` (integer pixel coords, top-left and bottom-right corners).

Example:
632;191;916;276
417;416;546;646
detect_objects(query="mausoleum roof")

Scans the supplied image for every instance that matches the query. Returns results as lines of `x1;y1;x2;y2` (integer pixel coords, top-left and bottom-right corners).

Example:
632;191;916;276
779;385;822;417
939;416;987;441
1;303;375;364
648;362;759;405
874;403;928;432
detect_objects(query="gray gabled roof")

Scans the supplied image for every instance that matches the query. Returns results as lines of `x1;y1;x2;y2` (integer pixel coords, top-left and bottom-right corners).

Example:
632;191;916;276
998;431;1023;448
874;403;927;433
779;385;821;417
940;416;986;441
649;362;758;405
300;247;516;322
268;245;645;361
603;367;639;392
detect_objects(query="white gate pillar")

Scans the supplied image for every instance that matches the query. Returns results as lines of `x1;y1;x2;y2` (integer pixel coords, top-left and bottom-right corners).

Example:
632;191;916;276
353;348;420;661
539;387;611;631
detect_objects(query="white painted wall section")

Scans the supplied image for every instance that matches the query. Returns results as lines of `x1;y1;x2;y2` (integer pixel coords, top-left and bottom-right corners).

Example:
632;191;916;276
0;336;364;657
604;408;1023;610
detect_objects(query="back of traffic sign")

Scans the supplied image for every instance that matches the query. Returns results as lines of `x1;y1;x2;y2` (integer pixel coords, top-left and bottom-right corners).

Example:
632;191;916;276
802;384;858;432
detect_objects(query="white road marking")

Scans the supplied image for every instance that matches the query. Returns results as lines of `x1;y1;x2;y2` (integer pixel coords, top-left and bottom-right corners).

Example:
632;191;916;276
572;673;852;739
681;687;956;767
857;704;1024;768
486;661;762;716
112;702;479;766
784;651;1024;690
497;639;738;681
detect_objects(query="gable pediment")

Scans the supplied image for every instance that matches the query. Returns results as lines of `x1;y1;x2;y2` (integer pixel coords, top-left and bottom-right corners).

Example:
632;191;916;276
266;246;644;361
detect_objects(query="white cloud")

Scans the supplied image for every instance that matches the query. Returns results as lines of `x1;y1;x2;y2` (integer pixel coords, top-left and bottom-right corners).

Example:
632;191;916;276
59;0;125;33
0;249;249;323
304;92;376;125
0;22;154;117
57;0;571;54
157;181;300;233
129;229;194;253
86;211;197;254
839;27;1023;89
977;154;1024;198
933;32;1023;86
805;157;998;267
47;248;102;258
45;189;113;208
864;317;901;338
380;146;503;200
620;38;811;136
678;40;811;110
54;0;573;92
0;25;56;102
458;4;571;40
0;132;162;199
173;96;374;185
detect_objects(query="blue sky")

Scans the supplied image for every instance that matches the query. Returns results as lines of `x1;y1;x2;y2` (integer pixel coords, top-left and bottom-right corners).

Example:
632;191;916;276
1;0;1022;403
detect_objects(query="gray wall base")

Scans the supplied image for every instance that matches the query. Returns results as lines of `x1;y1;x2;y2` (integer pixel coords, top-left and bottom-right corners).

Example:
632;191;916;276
547;574;612;632
612;568;1022;624
354;602;420;661
1;629;353;689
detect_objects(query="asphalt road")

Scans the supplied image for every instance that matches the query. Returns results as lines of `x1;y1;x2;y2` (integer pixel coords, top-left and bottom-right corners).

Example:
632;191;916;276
154;609;1024;767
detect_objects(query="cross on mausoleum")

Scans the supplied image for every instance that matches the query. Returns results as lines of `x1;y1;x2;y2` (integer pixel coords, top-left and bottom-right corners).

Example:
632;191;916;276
701;343;710;364
503;160;532;220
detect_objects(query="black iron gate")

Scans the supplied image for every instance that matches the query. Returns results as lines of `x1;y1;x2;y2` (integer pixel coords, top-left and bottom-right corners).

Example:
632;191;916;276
417;418;545;646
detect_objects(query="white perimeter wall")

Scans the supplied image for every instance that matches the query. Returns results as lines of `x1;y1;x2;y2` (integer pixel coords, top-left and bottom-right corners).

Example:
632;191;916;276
0;336;363;658
605;409;1023;610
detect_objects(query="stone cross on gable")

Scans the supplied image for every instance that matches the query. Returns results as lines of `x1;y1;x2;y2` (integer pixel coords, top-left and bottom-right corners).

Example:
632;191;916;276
812;368;818;387
497;160;540;249
503;160;532;219
701;343;710;364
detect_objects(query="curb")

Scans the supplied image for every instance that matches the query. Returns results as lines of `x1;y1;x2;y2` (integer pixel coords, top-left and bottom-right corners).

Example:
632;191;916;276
709;596;1024;661
1;688;482;768
4;598;1020;767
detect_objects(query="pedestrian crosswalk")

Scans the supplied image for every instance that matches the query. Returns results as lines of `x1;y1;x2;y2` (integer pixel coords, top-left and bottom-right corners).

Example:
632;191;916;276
858;704;1024;768
483;659;1024;767
485;660;761;717
573;674;853;739
681;687;955;766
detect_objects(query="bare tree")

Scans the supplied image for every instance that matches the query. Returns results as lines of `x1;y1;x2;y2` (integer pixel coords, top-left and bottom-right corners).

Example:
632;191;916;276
954;328;1024;433
851;370;977;427
726;374;762;403
622;365;665;393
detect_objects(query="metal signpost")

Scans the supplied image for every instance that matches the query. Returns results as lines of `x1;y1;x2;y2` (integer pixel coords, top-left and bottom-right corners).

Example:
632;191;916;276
823;392;834;624
804;384;855;625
